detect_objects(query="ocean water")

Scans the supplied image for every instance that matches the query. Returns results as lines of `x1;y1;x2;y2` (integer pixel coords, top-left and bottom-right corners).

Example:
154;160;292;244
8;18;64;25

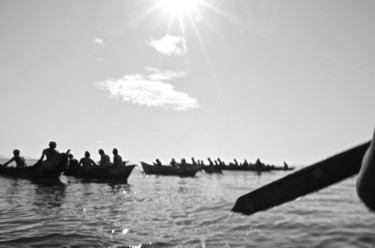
0;162;374;248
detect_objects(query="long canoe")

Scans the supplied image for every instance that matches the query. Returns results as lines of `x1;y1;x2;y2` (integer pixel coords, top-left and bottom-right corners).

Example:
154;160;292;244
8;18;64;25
232;141;371;215
202;165;223;174
269;166;295;171
0;152;69;180
64;165;136;183
223;164;272;172
141;162;200;177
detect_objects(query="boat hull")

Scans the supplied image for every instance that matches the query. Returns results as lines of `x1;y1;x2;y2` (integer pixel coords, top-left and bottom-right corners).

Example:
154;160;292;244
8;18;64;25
64;165;136;183
202;166;223;174
0;153;69;180
141;162;199;177
222;165;272;172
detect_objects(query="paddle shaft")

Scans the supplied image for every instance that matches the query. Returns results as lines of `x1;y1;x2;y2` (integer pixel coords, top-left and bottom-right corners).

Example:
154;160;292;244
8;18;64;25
232;141;371;215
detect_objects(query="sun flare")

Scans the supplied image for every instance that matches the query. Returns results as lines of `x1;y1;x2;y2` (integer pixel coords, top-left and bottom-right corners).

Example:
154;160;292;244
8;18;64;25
158;0;203;17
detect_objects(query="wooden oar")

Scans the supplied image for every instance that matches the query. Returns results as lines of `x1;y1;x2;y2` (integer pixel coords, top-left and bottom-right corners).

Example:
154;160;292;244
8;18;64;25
232;141;371;215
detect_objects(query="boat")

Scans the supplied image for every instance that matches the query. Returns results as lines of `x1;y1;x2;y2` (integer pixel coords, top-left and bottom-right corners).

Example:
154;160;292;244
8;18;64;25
202;165;223;174
269;166;295;171
223;164;272;172
141;162;200;177
0;152;69;181
64;164;136;183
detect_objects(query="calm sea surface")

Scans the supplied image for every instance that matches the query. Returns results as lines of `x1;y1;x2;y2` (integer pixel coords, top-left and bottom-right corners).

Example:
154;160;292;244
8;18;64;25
0;161;374;248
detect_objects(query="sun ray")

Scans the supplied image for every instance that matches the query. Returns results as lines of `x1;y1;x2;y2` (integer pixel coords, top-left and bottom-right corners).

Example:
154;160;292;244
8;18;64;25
184;3;230;109
157;0;203;17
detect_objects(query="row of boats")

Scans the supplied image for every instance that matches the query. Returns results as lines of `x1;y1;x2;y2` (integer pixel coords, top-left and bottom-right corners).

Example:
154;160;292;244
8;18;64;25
0;151;295;183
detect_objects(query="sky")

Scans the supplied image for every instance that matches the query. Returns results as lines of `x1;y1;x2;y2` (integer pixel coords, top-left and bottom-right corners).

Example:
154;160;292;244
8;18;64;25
0;0;374;165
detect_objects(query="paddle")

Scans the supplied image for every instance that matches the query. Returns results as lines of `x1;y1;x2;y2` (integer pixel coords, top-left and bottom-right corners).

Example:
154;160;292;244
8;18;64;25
232;140;371;215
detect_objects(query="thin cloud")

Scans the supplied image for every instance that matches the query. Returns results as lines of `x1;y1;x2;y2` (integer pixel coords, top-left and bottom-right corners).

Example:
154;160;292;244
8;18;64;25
95;72;199;111
144;67;188;81
147;35;187;56
94;38;105;46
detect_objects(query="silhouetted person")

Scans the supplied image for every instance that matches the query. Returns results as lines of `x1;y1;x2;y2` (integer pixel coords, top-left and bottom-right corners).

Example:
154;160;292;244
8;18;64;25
208;157;214;166
233;159;239;166
170;158;178;168
37;141;60;164
217;158;224;166
283;161;289;169
243;159;249;166
98;149;110;166
191;157;197;165
154;159;163;167
180;158;187;168
357;126;375;211
68;154;79;169
1;149;27;167
79;151;97;168
255;158;263;168
112;148;123;167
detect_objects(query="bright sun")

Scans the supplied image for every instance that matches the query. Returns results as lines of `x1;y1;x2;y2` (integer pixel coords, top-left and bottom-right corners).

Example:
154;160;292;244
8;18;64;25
158;0;203;17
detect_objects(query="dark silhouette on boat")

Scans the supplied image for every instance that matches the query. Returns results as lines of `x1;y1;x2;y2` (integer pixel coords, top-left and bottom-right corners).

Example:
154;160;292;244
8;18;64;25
0;151;70;182
141;161;200;177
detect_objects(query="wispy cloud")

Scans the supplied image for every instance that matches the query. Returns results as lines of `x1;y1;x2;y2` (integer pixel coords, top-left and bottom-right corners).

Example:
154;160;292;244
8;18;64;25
95;70;199;111
94;38;105;46
144;67;188;81
147;35;187;56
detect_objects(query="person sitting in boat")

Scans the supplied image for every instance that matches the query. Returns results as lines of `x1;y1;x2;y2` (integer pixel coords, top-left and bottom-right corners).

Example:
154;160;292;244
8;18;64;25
1;149;27;167
68;154;79;169
154;159;163;167
79;151;97;168
37;141;60;164
208;157;214;166
217;158;224;166
98;149;111;167
191;157;197;165
112;148;123;167
170;158;178;168
255;158;263;168
243;159;249;167
283;161;289;169
180;158;188;168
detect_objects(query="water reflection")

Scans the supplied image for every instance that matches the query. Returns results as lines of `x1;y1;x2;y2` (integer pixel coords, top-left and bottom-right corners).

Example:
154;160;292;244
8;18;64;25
33;181;67;208
1;169;375;247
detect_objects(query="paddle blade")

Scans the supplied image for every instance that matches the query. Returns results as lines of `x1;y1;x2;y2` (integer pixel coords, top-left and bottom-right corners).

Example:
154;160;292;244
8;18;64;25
232;141;371;215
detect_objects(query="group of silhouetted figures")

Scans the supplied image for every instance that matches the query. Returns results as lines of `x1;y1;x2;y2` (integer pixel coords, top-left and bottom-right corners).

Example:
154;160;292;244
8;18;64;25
0;141;126;169
152;156;288;170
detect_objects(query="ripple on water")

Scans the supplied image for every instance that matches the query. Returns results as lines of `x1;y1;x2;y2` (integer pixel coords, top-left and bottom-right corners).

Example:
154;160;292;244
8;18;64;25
0;170;375;247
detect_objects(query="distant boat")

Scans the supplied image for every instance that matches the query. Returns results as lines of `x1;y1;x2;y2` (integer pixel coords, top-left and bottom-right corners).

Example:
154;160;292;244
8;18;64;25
223;163;272;172
269;166;295;171
202;165;223;174
0;152;69;181
141;162;200;177
64;164;136;183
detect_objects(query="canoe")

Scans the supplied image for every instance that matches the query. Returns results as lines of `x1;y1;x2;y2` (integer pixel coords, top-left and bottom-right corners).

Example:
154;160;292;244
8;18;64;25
269;166;295;171
223;164;272;172
64;165;136;183
232;141;371;215
202;165;223;174
0;152;69;180
141;162;200;177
